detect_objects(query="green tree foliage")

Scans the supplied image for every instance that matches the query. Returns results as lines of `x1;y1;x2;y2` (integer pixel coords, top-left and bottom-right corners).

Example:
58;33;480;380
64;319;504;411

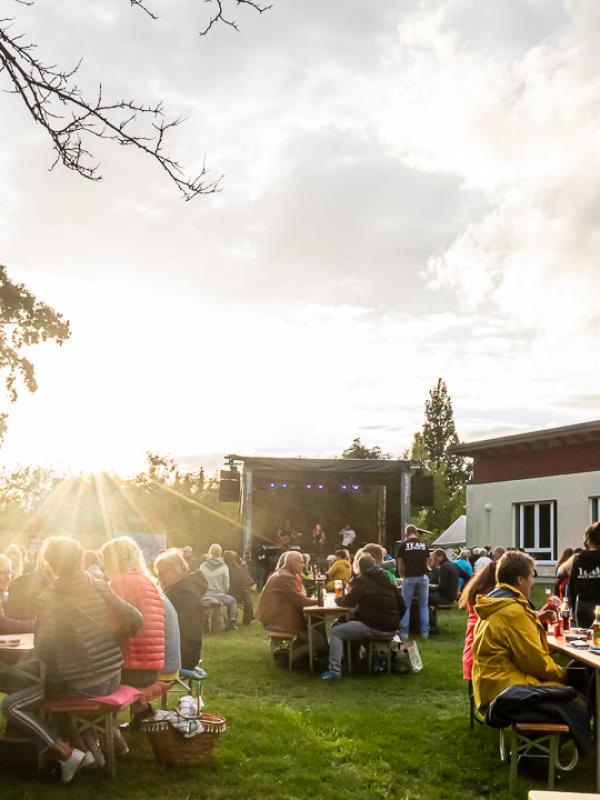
422;378;471;494
410;378;471;534
341;437;392;460
0;265;70;442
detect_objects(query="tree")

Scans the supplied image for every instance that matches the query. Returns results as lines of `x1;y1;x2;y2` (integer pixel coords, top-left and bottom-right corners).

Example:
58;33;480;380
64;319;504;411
341;437;392;460
422;377;471;495
0;0;272;200
409;379;471;534
0;265;70;442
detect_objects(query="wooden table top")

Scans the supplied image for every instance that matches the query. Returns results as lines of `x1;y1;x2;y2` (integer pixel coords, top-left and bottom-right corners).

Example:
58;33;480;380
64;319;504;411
0;632;35;652
547;634;600;669
304;595;352;614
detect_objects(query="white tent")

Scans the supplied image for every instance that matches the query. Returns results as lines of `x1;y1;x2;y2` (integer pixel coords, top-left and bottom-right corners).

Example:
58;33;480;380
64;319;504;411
432;515;467;547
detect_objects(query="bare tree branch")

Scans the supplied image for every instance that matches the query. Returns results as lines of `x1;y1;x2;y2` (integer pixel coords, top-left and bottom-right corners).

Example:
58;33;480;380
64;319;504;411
199;0;273;36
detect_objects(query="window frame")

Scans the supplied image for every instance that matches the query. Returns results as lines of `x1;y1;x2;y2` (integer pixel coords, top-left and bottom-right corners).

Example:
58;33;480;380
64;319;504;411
514;499;557;564
591;496;600;524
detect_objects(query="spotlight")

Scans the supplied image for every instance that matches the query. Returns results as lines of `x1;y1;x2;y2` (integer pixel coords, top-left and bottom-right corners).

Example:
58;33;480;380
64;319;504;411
281;482;288;489
269;482;276;489
306;483;312;489
317;483;324;490
352;484;360;491
341;484;348;491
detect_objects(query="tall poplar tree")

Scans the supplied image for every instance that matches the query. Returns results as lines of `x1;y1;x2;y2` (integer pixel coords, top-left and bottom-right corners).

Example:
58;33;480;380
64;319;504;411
422;378;471;495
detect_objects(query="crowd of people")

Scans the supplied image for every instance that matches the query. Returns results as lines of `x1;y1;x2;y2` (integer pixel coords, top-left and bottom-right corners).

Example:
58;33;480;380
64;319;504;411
0;536;253;782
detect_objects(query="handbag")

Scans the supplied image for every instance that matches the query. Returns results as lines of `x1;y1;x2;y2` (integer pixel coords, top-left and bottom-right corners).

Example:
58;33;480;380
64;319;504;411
392;640;423;673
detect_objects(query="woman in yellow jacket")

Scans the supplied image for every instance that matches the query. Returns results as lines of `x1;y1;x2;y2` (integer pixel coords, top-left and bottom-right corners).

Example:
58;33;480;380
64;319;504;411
325;549;352;592
472;551;566;713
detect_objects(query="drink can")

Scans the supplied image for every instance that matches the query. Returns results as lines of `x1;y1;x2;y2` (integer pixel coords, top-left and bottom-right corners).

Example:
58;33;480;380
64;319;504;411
334;580;343;598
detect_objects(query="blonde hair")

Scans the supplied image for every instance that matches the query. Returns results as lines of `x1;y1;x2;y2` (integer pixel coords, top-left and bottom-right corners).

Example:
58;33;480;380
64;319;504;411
208;543;222;559
6;544;23;580
352;547;365;575
154;548;189;581
100;536;149;578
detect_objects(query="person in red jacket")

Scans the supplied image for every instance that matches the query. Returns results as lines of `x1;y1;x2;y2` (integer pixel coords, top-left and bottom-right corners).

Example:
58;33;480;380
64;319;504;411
100;537;165;688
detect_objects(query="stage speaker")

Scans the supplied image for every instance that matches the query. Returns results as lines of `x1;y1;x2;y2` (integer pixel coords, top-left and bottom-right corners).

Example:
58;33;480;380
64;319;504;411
411;474;434;506
219;470;240;502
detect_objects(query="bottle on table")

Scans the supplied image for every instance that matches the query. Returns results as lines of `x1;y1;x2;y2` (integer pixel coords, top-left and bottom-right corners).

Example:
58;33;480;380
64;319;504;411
317;580;324;607
560;596;570;633
593;606;600;647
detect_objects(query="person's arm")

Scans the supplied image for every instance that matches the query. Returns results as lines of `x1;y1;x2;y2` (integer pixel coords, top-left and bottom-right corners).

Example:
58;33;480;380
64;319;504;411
336;583;361;609
99;582;143;642
568;556;579;610
504;611;567;684
0;603;35;634
221;566;230;593
277;576;314;609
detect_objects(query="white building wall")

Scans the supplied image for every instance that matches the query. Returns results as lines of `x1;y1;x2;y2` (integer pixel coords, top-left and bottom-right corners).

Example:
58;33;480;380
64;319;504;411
466;469;600;574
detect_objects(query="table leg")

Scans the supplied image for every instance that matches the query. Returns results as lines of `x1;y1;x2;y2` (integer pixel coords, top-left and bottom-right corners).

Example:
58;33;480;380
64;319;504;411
594;669;600;792
308;616;314;673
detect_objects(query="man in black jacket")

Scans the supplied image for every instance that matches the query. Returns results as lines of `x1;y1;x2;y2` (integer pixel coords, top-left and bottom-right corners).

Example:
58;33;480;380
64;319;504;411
321;555;404;681
428;548;462;634
570;521;600;627
155;548;208;669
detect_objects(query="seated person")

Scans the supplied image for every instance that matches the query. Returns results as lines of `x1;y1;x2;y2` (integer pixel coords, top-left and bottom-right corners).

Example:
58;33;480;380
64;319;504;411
428;548;461;634
325;549;352;591
570;522;600;627
154;548;207;670
256;550;327;667
321;555;405;681
0;554;35;635
199;543;239;630
1;537;142;782
453;549;474;590
362;544;398;586
472;550;567;714
3;555;51;620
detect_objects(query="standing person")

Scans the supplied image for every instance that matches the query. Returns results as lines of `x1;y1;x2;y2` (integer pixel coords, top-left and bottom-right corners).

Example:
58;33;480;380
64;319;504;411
223;550;256;625
321;555;404;681
1;537;142;782
474;548;492;573
312;523;326;555
338;524;357;552
569;522;600;628
396;525;430;639
199;543;239;630
154;549;207;670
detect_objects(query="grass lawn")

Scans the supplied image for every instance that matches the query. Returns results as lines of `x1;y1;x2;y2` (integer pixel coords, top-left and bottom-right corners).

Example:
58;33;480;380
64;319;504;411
1;588;596;800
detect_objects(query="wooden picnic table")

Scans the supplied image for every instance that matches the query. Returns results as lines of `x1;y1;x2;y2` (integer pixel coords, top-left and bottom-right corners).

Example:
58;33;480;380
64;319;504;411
547;634;600;792
0;632;40;683
303;594;352;673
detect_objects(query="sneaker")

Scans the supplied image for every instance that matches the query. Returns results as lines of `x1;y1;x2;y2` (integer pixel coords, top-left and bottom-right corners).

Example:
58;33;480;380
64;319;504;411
80;751;97;770
113;732;130;757
60;748;86;783
320;670;341;681
228;623;240;631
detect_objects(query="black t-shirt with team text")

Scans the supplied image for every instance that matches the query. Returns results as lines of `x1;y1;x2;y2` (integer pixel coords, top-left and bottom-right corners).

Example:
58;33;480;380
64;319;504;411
396;539;429;577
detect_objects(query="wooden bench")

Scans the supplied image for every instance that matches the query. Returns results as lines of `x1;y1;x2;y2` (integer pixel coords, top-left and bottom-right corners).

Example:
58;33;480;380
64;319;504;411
41;684;141;778
268;631;297;669
499;722;577;794
366;634;396;675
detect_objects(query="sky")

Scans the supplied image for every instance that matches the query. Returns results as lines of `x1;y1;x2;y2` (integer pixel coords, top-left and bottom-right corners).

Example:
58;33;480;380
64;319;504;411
1;0;599;475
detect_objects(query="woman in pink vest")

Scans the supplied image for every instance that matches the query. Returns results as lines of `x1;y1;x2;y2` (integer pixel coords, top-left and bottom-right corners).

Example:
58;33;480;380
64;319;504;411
100;537;165;689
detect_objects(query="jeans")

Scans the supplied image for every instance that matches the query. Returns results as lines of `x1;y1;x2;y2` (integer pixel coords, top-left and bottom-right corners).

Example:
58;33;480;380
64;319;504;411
401;575;430;636
328;620;392;673
209;592;238;622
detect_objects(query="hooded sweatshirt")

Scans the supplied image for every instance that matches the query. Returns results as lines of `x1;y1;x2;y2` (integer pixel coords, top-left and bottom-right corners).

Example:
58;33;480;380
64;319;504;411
199;557;230;595
472;583;566;712
337;566;404;631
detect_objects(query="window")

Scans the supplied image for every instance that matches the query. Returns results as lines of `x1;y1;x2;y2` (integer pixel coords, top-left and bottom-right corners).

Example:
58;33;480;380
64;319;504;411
591;497;600;524
514;501;557;562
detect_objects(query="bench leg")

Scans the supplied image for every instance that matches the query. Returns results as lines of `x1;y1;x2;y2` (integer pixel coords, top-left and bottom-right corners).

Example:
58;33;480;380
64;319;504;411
346;640;352;676
548;734;558;790
105;713;116;779
509;729;518;795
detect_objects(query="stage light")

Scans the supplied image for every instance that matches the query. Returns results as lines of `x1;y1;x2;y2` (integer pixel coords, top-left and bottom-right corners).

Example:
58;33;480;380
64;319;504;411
352;484;360;491
317;483;324;490
269;482;276;489
281;482;288;489
341;484;348;491
306;483;312;489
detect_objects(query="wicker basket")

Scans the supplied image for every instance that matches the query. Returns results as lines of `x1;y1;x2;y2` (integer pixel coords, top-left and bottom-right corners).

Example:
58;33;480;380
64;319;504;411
141;712;227;767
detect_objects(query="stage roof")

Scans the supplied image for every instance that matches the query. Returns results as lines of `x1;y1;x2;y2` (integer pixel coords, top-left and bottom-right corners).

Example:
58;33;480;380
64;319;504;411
226;456;411;476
